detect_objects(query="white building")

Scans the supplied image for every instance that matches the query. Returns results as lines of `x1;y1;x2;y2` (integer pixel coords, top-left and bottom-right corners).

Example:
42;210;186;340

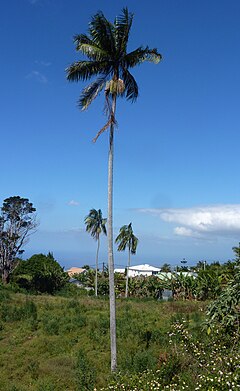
127;264;161;278
157;271;197;281
114;268;126;274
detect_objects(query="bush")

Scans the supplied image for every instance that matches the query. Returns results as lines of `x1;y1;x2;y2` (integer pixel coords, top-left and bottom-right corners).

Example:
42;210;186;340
0;298;38;323
12;253;68;294
133;349;157;372
75;349;96;391
205;264;240;337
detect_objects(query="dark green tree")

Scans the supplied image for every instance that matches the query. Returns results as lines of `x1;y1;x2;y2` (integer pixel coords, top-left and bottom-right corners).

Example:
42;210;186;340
115;223;138;298
66;8;162;371
0;196;37;284
161;263;171;272
12;253;68;294
232;243;240;263
84;209;107;297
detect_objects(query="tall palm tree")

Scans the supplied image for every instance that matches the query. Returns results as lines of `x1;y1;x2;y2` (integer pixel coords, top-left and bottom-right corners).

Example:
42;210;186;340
84;209;107;297
115;223;138;298
66;8;162;372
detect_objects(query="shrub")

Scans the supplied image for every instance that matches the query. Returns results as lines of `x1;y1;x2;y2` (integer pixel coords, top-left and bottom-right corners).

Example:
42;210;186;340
133;349;157;372
42;315;60;335
75;349;96;391
12;253;68;294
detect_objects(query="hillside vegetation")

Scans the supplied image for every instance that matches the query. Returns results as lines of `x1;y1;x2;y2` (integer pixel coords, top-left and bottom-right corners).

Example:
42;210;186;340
1;250;240;390
0;287;206;390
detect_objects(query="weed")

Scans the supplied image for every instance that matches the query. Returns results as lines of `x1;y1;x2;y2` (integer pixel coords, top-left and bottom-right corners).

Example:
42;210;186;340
133;349;157;372
27;359;40;380
42;315;60;335
75;349;96;391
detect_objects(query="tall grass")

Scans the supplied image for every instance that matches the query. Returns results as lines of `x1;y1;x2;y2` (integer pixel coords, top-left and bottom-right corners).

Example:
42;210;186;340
0;286;206;390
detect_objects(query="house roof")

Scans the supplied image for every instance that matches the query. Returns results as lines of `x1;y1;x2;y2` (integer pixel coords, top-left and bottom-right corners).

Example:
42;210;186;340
66;267;86;276
128;264;161;272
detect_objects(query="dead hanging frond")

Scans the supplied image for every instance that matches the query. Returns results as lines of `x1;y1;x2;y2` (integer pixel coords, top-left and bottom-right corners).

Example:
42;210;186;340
92;109;117;142
92;80;122;143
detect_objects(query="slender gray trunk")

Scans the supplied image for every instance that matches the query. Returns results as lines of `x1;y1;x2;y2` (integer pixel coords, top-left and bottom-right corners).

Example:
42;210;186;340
108;94;117;372
95;237;100;297
125;247;131;298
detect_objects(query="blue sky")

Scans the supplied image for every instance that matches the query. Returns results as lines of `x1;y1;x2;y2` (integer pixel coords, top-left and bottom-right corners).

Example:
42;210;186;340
1;0;240;269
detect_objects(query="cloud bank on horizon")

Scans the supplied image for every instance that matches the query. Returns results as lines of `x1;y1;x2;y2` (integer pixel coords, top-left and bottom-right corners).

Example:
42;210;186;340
139;205;240;239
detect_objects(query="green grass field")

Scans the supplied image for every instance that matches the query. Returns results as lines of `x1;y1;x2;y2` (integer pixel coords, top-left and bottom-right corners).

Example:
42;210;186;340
0;289;207;390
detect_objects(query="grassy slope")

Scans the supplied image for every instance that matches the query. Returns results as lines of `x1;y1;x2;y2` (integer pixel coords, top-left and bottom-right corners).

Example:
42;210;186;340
0;290;206;390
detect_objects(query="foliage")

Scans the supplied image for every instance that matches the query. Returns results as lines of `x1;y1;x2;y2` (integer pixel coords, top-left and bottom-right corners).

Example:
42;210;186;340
232;244;240;262
161;263;171;272
101;319;240;390
205;263;240;337
0;289;205;390
158;259;238;301
74;270;165;299
115;223;138;255
129;276;163;299
66;8;162;112
169;320;240;390
0;196;37;284
75;349;96;390
85;209;107;239
11;253;68;294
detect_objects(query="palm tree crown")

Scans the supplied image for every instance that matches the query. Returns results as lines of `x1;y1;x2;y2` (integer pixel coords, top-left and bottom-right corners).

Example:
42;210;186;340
66;7;162;114
84;208;107;240
115;222;138;254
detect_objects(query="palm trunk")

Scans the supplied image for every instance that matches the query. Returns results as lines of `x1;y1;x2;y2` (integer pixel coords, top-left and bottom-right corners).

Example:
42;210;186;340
95;237;100;297
108;93;117;372
125;247;131;298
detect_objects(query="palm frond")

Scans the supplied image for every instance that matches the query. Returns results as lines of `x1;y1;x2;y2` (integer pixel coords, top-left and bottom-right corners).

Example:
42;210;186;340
124;46;162;68
74;34;109;61
89;12;116;56
79;76;107;110
114;7;133;54
130;235;138;254
121;69;138;101
66;61;109;82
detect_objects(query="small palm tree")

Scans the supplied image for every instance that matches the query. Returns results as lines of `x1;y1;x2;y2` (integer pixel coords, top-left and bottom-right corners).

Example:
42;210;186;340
84;209;107;297
115;223;138;298
66;8;161;372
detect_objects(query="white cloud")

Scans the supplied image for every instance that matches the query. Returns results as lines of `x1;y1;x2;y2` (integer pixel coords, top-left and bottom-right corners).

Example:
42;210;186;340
34;60;52;67
139;205;240;238
26;70;47;83
67;200;79;206
174;227;196;237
